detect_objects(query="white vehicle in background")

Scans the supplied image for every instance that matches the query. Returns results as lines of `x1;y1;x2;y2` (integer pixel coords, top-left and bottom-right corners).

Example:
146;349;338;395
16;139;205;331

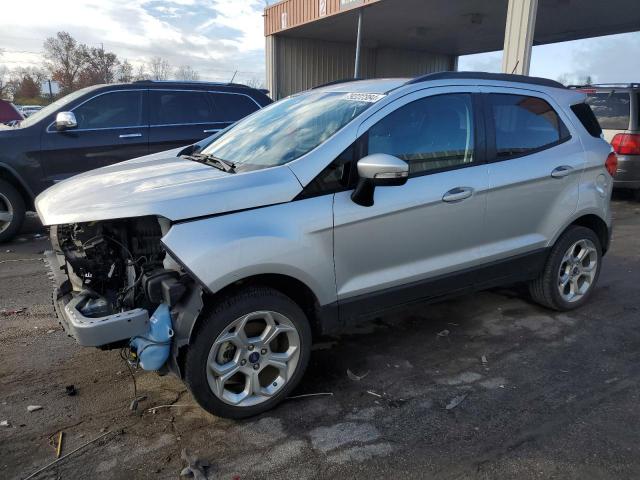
572;83;640;199
18;105;43;117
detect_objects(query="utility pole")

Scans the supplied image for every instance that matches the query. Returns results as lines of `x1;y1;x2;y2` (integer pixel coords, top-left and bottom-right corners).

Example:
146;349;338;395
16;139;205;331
354;8;363;79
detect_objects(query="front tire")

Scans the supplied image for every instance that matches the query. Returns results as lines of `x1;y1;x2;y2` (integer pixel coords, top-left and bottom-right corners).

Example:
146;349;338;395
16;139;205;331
0;179;25;243
529;226;602;311
184;286;312;419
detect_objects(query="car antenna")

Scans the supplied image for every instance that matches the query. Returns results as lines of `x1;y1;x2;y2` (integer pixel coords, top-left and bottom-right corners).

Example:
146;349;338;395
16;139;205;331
229;70;238;83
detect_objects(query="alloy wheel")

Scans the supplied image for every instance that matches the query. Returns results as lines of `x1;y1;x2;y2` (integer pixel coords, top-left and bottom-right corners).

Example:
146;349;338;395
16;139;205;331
0;192;14;235
557;239;598;303
206;310;300;407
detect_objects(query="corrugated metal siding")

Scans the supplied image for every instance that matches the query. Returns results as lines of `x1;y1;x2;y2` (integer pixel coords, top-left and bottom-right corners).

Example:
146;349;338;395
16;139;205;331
267;36;454;99
265;0;381;36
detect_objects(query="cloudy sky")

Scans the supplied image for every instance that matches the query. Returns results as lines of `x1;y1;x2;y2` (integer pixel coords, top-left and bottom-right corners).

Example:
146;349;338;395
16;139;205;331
1;0;639;86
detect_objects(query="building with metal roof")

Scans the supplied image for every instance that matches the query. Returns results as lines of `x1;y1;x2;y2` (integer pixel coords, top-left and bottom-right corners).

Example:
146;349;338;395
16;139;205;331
264;0;640;99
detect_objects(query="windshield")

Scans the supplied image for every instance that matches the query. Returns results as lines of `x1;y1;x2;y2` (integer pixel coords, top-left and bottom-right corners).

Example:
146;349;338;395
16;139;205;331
19;86;100;128
200;91;380;171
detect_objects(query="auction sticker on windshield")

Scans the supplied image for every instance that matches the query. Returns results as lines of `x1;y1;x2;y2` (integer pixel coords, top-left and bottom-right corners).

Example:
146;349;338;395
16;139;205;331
344;93;386;102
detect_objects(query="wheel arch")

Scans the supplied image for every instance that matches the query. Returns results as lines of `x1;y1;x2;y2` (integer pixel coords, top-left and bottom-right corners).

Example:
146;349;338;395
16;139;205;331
174;273;330;379
0;163;35;210
567;214;610;255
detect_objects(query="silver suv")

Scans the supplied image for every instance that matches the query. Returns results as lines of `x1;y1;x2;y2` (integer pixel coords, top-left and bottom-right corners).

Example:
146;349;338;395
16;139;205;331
37;72;614;418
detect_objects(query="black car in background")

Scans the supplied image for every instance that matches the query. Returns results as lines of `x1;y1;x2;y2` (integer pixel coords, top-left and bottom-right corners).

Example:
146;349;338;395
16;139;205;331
0;80;272;241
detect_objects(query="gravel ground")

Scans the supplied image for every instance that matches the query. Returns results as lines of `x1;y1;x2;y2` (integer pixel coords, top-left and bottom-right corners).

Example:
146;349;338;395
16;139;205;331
1;195;640;480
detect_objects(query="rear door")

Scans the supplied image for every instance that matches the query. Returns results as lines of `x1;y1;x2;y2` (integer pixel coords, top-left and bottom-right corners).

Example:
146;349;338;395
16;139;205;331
40;89;148;182
148;89;220;153
480;88;584;263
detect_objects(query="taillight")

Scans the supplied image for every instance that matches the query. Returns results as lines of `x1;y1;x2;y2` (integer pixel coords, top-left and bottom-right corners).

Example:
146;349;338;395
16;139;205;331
611;133;640;155
605;152;618;177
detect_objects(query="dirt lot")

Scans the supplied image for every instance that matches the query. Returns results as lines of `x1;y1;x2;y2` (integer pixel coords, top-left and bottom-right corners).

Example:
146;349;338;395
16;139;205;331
1;196;640;480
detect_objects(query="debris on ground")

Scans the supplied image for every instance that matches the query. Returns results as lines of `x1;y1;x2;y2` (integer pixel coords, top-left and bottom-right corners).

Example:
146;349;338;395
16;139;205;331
437;329;450;337
0;420;9;427
129;395;147;411
148;404;192;414
445;393;469;410
1;307;26;316
24;430;115;480
481;355;488;365
180;448;209;480
46;329;55;334
27;405;43;412
287;392;333;400
347;369;370;381
65;385;77;396
366;390;382;398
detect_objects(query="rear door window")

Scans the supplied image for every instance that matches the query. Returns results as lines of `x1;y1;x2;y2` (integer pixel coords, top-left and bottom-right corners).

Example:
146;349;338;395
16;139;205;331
487;94;569;160
585;92;631;130
150;90;213;126
209;93;260;122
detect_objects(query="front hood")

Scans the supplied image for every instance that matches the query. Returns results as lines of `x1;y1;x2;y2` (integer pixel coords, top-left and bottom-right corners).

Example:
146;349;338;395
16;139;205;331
36;150;303;225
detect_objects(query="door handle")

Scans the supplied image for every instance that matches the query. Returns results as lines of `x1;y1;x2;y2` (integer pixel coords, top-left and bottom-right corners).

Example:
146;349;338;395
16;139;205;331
203;129;219;133
551;165;573;178
442;187;473;203
119;133;142;139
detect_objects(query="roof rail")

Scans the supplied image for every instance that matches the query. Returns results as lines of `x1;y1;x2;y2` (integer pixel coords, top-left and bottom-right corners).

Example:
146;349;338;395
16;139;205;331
312;78;365;89
406;71;566;89
131;79;252;88
568;83;640;89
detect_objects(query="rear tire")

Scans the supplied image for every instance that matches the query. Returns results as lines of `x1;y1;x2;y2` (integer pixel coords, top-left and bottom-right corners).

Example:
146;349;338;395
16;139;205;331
0;179;25;243
529;226;602;311
184;286;311;419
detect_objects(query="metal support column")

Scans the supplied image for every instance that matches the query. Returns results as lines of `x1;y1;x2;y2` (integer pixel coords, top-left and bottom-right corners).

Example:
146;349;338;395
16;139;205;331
354;8;363;78
502;0;538;75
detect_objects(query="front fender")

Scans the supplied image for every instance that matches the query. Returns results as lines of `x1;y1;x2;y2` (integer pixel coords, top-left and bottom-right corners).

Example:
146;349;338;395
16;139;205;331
161;195;336;307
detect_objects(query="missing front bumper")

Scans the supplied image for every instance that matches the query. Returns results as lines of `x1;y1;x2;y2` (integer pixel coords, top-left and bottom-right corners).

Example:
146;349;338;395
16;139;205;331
45;250;150;347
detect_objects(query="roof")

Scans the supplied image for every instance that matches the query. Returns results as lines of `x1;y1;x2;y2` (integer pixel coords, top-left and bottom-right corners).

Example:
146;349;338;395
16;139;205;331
266;0;640;56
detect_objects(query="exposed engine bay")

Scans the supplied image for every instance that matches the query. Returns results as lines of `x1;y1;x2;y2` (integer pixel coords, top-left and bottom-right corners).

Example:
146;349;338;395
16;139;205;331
51;216;185;318
48;216;201;372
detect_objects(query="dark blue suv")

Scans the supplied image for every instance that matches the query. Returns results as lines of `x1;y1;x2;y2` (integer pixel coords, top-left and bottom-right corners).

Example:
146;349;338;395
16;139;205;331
0;80;271;241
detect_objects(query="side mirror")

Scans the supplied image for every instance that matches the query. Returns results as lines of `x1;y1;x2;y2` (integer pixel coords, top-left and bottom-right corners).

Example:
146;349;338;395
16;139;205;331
55;111;77;131
351;153;409;207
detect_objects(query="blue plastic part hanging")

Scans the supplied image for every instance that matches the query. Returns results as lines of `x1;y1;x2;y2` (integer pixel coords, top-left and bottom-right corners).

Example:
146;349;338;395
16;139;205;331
129;303;174;371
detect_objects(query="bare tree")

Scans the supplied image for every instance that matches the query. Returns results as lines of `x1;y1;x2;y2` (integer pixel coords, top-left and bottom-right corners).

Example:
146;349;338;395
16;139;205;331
43;31;88;92
174;65;200;81
244;77;266;89
117;60;134;83
133;64;149;81
148;56;171;80
79;47;119;86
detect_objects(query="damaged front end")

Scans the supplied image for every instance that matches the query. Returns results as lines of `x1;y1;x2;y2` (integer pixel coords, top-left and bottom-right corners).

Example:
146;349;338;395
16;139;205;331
46;215;202;373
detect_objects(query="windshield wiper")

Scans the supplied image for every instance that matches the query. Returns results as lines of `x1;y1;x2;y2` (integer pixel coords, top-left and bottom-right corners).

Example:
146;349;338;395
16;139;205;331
183;153;236;173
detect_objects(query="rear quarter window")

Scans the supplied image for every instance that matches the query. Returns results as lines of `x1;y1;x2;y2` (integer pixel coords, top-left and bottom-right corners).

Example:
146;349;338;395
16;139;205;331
585;92;631;130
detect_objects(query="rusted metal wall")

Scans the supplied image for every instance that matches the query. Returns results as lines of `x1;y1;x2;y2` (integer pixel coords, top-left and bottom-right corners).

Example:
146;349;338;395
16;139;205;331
266;35;454;99
265;0;382;36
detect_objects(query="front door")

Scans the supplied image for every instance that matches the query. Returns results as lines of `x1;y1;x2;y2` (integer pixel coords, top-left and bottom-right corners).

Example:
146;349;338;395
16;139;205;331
332;89;489;315
40;89;148;183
